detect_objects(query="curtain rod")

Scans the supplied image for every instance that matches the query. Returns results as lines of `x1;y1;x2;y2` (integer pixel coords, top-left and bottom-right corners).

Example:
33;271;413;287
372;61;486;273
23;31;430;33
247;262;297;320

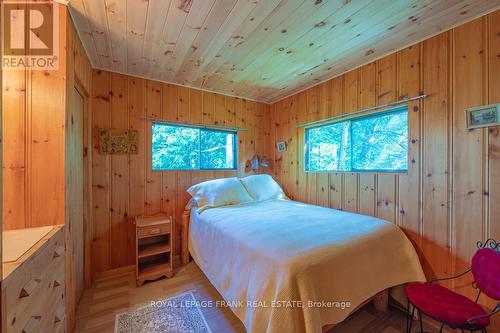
141;116;248;132
296;94;426;128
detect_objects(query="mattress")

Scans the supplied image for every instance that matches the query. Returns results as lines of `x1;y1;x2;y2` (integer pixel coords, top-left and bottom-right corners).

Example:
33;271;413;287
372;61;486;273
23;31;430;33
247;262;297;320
189;199;425;333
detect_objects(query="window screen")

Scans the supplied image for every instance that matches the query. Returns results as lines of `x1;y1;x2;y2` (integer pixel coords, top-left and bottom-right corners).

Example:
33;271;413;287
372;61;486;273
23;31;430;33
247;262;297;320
306;107;408;172
152;123;237;170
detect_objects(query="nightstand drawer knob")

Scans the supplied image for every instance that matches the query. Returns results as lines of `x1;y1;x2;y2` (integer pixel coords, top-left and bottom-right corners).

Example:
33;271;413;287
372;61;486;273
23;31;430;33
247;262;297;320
149;228;161;235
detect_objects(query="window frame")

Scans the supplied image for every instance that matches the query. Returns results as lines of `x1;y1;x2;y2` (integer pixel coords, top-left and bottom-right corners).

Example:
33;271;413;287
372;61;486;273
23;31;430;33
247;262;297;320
305;106;409;174
151;122;238;171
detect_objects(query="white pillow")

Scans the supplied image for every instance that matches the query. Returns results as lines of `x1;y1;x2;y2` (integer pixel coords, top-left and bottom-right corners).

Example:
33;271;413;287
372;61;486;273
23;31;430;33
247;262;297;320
239;174;286;202
187;177;253;211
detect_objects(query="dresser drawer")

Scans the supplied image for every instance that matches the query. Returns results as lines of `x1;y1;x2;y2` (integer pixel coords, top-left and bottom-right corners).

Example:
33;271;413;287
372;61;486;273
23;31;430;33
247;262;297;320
16;285;64;333
2;226;65;333
137;223;171;238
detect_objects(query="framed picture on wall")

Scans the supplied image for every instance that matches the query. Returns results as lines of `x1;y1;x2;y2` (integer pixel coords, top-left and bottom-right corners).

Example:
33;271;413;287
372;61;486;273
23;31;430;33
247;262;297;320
276;141;286;152
465;103;500;129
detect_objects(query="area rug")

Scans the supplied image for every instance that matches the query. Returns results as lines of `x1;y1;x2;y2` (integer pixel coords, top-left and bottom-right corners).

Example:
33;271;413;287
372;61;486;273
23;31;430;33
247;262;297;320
115;291;212;333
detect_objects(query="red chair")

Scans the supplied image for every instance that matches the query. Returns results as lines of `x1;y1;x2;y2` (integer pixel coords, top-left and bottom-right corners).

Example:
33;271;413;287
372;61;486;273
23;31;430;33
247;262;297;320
405;239;500;333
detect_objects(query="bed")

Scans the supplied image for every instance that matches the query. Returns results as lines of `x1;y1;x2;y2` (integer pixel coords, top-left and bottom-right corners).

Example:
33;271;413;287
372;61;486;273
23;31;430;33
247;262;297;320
182;174;425;332
181;176;425;333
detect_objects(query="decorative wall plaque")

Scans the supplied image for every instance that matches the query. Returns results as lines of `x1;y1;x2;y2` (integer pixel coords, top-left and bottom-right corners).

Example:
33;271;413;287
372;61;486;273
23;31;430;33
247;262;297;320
99;128;139;154
465;103;500;129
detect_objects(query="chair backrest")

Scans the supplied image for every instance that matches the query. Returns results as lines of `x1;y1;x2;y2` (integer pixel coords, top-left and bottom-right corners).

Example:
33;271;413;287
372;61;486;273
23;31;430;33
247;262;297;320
471;247;500;300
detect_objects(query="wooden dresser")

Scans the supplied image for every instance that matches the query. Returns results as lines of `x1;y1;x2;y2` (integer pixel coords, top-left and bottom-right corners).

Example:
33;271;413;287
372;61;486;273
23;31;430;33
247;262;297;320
2;226;66;333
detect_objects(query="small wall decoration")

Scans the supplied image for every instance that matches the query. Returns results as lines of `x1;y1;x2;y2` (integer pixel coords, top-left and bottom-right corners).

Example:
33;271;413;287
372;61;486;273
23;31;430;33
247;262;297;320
465;103;500;129
276;141;287;152
99;128;139;154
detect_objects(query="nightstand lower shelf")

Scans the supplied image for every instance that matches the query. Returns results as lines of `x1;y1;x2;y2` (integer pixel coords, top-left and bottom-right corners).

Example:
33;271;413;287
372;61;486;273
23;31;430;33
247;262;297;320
138;243;171;258
137;261;173;285
135;214;174;287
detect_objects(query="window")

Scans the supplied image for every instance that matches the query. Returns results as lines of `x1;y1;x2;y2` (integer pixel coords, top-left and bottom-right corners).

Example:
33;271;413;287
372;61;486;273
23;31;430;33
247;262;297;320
306;107;408;172
152;123;237;170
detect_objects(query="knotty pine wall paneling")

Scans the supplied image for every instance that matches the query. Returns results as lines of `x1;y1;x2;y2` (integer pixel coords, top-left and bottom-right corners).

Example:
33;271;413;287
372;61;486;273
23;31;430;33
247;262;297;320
451;18;486;298
2;2;92;232
2;2;67;230
270;11;500;319
489;10;500;241
91;70;270;274
2;4;93;331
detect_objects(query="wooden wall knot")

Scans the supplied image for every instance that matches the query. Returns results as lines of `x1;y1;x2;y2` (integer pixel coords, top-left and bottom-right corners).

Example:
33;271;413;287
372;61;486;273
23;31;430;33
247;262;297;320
96;95;110;102
178;0;193;13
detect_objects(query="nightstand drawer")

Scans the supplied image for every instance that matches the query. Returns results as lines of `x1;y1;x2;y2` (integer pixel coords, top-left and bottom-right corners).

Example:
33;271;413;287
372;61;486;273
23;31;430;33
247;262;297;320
135;214;173;286
137;224;171;238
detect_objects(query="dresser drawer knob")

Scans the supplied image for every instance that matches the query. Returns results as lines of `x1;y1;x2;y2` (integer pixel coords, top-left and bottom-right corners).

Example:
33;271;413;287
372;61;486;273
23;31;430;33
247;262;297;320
22;315;41;333
19;279;41;298
53;273;65;288
54;306;65;323
53;245;65;258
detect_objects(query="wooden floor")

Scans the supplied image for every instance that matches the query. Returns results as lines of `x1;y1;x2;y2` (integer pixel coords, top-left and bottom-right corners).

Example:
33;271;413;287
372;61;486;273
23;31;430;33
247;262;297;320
76;262;411;333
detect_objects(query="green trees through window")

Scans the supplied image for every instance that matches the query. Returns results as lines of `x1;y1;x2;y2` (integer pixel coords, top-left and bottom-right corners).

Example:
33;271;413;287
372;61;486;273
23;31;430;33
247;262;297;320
306;107;408;172
152;123;236;170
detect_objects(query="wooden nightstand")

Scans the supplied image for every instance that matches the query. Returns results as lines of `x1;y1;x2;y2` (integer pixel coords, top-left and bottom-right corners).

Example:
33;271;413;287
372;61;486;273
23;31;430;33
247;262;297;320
135;213;173;287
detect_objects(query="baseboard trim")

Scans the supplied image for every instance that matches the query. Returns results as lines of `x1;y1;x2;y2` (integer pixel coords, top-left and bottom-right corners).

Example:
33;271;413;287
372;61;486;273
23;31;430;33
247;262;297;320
91;255;181;283
92;265;135;281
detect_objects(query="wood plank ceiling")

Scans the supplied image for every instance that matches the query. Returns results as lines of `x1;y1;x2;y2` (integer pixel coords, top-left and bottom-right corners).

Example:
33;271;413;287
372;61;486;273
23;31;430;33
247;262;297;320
68;0;500;103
